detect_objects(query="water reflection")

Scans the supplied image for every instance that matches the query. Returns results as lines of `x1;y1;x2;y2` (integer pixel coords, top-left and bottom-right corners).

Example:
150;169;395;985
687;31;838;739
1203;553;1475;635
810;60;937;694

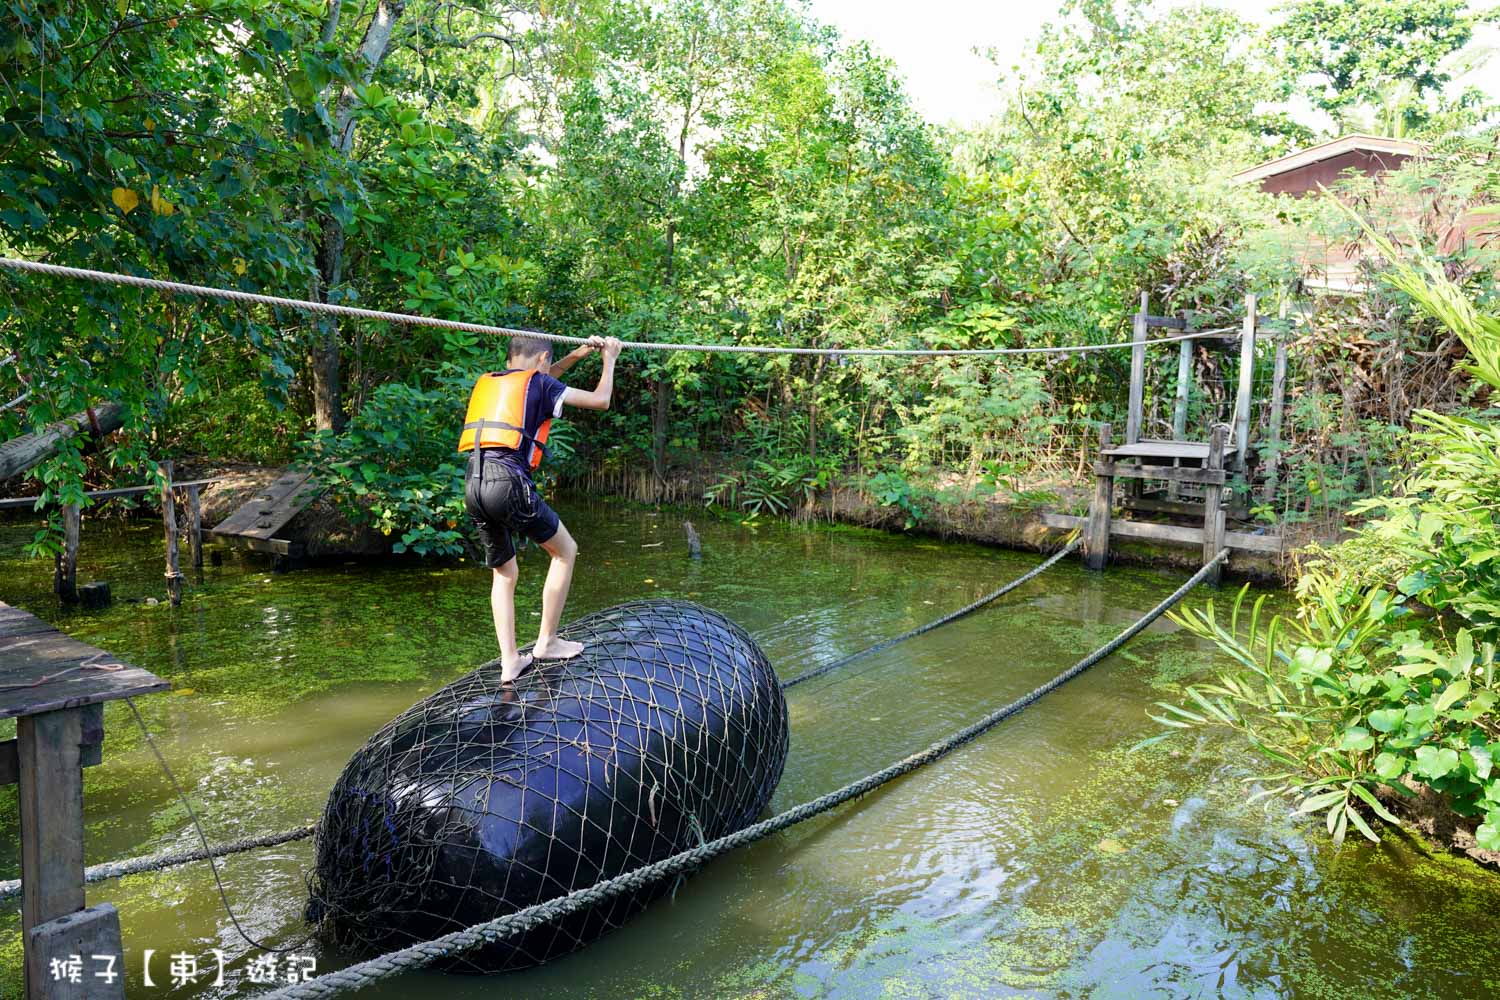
1;503;1499;999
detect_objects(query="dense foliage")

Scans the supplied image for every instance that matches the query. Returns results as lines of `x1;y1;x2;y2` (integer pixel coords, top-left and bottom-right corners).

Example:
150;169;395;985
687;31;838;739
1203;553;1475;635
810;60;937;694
1;0;1498;553
1159;230;1500;847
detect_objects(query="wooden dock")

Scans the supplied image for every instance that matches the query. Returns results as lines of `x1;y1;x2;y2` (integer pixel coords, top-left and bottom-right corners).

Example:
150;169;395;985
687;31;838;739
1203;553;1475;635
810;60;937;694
1;601;168;999
208;467;323;557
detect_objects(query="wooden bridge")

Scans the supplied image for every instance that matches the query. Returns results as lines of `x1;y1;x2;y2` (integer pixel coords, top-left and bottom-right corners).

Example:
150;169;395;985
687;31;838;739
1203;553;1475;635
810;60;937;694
1;601;167;999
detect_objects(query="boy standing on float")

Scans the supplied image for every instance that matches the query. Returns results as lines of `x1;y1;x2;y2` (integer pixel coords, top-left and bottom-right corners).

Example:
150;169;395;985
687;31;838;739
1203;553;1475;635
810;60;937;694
458;333;624;679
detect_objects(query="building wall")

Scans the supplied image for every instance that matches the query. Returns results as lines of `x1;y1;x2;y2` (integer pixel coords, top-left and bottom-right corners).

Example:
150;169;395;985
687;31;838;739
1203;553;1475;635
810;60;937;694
1258;149;1415;197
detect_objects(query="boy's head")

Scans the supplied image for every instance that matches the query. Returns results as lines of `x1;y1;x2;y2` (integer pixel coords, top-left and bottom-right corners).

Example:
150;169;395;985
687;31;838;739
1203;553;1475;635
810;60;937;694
508;334;552;372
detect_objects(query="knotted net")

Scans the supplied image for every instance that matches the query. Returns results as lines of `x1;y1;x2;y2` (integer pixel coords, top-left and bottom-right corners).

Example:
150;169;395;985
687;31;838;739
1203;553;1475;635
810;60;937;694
306;599;789;971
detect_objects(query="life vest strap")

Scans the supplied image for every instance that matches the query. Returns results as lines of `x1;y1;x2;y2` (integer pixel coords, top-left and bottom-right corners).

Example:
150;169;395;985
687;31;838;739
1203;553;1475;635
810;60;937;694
464;418;548;458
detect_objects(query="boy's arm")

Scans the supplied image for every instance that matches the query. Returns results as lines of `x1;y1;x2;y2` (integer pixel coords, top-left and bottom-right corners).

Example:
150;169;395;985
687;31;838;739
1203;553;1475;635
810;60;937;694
549;336;606;378
561;338;622;411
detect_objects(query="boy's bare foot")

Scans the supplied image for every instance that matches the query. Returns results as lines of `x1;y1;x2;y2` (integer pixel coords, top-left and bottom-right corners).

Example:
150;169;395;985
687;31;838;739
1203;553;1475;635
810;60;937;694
499;653;533;682
532;636;585;660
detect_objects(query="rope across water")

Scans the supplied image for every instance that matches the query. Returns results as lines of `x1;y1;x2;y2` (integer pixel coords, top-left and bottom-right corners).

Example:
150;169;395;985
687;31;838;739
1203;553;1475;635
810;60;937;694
779;537;1080;689
0;256;1224;358
0;826;315;903
264;550;1228;999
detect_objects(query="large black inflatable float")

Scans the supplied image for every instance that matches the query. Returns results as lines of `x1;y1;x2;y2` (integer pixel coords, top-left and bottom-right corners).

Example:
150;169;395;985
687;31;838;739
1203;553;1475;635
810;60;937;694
306;599;789;970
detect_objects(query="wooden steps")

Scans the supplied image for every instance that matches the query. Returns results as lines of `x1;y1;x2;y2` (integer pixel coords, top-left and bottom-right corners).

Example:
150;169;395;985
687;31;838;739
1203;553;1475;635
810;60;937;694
208;468;323;556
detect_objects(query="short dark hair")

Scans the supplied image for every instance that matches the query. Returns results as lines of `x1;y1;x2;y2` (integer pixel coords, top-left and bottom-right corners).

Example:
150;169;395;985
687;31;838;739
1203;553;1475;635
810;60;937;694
508;334;552;364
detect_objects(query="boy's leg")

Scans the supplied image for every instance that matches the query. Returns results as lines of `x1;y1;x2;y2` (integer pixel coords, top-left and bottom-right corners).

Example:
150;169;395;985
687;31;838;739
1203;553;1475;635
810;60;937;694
491;556;532;680
532;521;585;660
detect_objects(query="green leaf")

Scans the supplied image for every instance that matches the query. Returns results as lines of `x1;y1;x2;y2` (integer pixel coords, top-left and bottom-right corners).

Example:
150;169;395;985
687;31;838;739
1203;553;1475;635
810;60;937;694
1373;751;1405;780
1350;782;1399;825
1367;707;1405;733
360;462;380;483
1345;802;1382;843
1413;745;1460;779
1434;677;1470;715
1338;727;1375;752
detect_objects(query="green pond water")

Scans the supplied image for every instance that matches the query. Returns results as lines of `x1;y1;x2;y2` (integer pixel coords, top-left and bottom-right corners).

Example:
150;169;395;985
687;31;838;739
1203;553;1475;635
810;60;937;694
2;498;1500;999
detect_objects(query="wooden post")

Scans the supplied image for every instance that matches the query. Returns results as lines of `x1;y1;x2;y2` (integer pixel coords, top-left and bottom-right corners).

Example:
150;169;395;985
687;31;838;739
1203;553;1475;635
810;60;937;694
1261;298;1291;504
1231;293;1258;470
1084;422;1114;571
1171;338;1192;441
26;905;126;1000
186;484;204;570
159;461;182;607
1169;336;1194;500
52;504;79;604
1202;425;1228;585
1125;293;1147;446
17;708;86;997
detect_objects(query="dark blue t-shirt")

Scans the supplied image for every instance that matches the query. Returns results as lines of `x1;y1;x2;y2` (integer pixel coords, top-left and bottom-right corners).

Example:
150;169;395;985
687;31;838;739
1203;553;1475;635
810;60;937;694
485;369;568;480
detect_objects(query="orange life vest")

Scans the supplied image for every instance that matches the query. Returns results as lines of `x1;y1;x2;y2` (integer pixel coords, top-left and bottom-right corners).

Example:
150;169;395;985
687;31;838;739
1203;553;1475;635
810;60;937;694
457;370;551;469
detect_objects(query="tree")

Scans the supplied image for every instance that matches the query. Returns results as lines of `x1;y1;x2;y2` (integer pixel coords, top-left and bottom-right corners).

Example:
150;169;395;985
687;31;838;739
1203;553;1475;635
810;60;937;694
1271;0;1498;136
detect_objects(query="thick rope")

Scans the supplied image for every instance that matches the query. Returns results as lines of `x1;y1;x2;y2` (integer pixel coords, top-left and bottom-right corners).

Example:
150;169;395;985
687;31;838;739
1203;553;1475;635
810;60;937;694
0;256;1223;358
263;550;1229;999
780;537;1081;690
0;825;315;903
0;542;1076;904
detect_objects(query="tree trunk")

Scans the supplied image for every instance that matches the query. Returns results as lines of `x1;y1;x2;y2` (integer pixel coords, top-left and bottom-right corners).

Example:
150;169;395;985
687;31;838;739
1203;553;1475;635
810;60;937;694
651;378;671;493
0;403;124;482
309;0;405;432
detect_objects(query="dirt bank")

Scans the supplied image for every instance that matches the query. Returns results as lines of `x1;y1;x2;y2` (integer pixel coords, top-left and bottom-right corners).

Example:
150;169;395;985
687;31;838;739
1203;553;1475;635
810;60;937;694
566;465;1336;586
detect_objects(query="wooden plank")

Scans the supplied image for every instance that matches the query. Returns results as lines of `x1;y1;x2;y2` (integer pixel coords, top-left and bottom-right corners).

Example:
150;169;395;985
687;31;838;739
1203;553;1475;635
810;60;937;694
1262;308;1290;503
1121;496;1210;519
209;468;322;541
1144;314;1188;329
1040;513;1283;555
1084;423;1114;571
18;708;86;988
1104;440;1212;461
1096;462;1225;486
211;533;298;557
0;738;15;785
1125;294;1147;445
0;602;169;720
25;904;125;1000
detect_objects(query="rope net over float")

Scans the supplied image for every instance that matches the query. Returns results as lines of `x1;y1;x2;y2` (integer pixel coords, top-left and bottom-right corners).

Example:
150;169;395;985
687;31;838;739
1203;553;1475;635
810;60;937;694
305;599;789;972
270;551;1229;1000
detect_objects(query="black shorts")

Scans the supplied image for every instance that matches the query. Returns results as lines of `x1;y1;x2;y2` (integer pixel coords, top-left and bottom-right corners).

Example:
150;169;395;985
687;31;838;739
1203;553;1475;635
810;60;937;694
464;450;561;568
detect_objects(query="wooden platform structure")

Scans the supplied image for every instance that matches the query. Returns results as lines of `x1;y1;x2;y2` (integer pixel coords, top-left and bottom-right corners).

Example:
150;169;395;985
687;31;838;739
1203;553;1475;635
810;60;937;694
0;474;218;608
1;601;168;999
208;467;322;558
1061;292;1289;582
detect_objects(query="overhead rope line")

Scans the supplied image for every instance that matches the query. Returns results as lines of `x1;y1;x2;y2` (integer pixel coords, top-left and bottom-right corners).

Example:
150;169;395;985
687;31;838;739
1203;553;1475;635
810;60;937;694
779;537;1080;689
263;551;1229;999
0;541;1081;903
0;256;1227;358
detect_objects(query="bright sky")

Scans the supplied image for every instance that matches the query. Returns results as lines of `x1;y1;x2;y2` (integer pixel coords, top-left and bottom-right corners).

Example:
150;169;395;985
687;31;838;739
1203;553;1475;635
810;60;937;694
805;0;1500;128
